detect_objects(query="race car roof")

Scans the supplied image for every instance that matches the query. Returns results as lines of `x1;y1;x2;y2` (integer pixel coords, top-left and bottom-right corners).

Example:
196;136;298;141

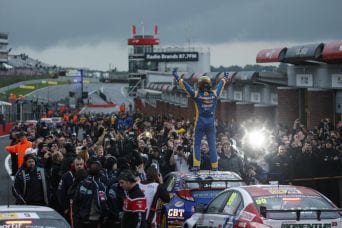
242;185;320;197
170;170;242;181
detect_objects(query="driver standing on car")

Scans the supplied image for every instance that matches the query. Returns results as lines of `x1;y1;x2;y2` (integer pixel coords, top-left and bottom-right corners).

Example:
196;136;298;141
173;69;235;171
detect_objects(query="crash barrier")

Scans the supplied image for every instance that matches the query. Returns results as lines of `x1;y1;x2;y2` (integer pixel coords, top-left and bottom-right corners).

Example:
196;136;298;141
288;176;342;182
0;122;13;136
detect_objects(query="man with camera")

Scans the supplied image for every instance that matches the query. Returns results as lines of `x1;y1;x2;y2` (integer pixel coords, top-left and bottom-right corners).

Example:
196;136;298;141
170;145;189;172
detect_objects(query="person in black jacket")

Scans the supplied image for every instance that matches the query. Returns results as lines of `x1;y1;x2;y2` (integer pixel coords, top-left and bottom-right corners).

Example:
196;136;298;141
266;145;294;184
200;141;212;170
74;159;109;228
12;154;49;206
118;169;147;228
316;140;341;206
57;157;85;223
218;142;244;177
293;141;319;189
48;151;64;213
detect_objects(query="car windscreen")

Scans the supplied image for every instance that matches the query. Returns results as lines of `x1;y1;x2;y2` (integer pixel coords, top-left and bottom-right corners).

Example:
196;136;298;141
253;195;341;220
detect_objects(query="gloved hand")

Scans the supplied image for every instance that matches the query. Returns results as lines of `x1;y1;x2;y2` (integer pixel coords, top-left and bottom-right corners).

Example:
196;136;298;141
172;68;180;81
223;71;235;84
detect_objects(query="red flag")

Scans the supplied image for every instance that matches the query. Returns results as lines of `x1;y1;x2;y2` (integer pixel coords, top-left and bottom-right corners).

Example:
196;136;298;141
154;25;158;35
132;25;136;35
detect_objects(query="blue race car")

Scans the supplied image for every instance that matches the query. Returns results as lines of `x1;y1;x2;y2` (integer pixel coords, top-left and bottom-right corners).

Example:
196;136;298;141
158;170;245;228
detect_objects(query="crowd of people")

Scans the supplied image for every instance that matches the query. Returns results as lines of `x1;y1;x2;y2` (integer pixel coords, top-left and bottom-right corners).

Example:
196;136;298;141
5;110;342;227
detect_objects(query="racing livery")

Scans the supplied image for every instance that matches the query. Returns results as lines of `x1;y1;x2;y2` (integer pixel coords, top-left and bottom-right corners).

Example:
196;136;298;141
173;69;235;170
184;185;342;228
158;170;244;227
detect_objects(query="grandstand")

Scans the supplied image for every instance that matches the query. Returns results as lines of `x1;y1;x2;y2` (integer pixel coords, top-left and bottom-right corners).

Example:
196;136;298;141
8;54;50;69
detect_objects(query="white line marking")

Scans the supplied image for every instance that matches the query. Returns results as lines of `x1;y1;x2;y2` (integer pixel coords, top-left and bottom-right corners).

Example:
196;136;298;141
5;154;14;181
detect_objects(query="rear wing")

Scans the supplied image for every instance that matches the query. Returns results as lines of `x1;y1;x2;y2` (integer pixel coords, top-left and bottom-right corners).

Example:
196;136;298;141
185;179;245;189
261;206;342;221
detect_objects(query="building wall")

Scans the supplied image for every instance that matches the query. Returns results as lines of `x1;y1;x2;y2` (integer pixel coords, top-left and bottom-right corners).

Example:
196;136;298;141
277;87;300;128
306;89;334;129
254;105;276;126
235;102;254;124
217;101;236;123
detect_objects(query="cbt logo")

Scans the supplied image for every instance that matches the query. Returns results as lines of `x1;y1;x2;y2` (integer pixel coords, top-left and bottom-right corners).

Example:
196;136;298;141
168;209;185;218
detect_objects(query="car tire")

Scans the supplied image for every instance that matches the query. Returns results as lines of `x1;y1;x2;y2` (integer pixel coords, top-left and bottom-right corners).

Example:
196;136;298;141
160;212;168;228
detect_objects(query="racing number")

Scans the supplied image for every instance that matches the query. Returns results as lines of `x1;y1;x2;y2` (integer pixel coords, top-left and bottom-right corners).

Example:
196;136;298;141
168;209;184;218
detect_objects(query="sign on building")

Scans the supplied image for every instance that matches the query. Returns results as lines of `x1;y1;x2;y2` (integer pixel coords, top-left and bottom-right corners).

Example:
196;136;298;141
145;52;199;62
251;92;261;103
234;91;242;101
296;74;313;87
331;74;342;88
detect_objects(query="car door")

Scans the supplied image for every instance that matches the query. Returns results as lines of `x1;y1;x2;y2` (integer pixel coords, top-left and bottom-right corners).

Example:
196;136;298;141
196;190;244;228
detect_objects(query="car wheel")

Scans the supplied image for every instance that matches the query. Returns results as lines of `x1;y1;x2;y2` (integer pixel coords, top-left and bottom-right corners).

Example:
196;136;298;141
160;212;168;228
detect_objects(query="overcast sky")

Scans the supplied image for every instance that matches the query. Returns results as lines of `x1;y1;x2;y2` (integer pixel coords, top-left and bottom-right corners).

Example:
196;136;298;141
1;0;341;71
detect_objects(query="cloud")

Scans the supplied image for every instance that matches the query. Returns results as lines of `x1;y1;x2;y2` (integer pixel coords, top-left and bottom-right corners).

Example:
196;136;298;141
2;0;342;70
17;40;301;71
17;40;128;71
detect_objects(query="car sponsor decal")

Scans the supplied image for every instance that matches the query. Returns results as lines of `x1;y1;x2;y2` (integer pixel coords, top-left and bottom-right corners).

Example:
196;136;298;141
263;187;303;195
281;224;332;228
167;209;185;219
227;192;237;206
255;198;267;205
239;211;256;222
174;201;184;207
238;221;248;228
0;212;39;220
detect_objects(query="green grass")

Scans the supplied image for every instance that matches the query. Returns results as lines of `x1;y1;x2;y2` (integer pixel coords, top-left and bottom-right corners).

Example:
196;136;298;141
0;80;70;101
0;75;52;88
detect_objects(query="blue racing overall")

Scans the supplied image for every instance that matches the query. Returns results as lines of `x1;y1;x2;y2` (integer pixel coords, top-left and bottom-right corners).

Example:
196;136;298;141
173;70;230;170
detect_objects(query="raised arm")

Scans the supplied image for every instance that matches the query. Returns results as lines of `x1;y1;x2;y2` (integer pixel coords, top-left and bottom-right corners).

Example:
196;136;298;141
215;72;235;97
173;68;196;98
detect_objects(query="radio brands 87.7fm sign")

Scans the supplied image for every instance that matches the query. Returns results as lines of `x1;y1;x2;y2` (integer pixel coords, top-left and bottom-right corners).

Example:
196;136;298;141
145;52;199;62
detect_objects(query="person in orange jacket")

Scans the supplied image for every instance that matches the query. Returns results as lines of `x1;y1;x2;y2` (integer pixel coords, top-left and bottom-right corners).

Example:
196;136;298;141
6;132;33;169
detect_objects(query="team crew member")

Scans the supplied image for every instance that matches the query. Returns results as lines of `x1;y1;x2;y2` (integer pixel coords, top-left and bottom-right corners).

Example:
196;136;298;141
57;157;85;222
6;132;32;168
118;170;147;228
12;154;49;206
173;69;235;170
139;166;170;227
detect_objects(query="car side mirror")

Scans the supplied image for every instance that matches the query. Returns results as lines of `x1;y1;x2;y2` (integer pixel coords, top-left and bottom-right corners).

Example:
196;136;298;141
260;206;267;218
194;204;206;213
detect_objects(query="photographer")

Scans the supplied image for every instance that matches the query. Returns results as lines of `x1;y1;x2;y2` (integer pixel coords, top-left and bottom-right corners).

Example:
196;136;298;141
170;145;189;172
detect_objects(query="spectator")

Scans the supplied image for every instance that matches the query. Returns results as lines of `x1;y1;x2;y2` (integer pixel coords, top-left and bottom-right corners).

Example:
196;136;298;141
12;154;49;206
293;141;319;188
200;141;211;170
266;145;293;184
316;139;340;206
170;145;189;172
218;141;244;177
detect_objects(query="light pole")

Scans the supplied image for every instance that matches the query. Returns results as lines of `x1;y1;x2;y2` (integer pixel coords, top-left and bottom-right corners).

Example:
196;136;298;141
80;69;84;105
